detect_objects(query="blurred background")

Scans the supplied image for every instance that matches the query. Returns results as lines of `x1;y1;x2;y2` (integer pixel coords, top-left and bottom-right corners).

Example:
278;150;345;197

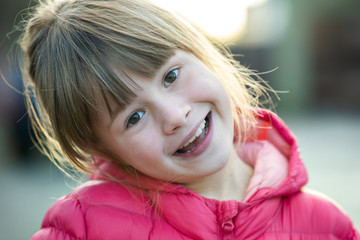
0;0;359;239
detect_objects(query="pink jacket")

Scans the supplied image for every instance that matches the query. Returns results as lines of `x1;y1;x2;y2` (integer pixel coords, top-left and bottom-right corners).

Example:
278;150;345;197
31;110;359;239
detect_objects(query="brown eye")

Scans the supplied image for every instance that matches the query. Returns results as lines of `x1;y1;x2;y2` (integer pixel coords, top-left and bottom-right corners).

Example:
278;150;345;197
126;111;144;128
164;69;178;88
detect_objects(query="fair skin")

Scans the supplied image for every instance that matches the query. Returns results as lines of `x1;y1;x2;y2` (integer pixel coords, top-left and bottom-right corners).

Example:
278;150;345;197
94;50;253;201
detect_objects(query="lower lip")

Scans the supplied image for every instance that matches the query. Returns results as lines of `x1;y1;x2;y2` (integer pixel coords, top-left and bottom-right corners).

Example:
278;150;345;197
174;112;213;158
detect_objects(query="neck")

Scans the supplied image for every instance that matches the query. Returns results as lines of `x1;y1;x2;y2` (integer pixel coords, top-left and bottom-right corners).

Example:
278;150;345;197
182;147;253;201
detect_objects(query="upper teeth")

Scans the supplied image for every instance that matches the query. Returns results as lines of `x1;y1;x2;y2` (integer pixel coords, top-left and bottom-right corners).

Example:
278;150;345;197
181;119;206;148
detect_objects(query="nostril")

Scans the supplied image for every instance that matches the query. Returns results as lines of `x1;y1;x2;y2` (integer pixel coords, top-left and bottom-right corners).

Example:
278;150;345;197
162;104;190;135
185;106;191;119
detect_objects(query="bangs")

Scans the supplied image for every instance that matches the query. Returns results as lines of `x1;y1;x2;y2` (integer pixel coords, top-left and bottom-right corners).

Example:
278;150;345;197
35;0;191;123
26;0;177;156
76;32;175;119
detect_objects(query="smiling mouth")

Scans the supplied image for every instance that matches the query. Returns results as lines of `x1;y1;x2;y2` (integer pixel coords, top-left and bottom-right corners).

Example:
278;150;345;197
176;113;210;154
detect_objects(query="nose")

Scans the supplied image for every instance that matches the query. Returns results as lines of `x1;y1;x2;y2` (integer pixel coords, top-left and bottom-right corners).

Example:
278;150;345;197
159;99;191;135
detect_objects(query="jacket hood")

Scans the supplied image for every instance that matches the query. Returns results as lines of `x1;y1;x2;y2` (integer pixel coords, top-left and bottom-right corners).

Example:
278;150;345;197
240;109;308;202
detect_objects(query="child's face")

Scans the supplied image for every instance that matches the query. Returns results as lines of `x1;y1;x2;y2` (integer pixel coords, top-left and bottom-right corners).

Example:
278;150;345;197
95;50;235;183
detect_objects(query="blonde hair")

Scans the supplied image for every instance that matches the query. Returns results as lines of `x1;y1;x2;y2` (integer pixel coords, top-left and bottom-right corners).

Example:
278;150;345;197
19;0;269;176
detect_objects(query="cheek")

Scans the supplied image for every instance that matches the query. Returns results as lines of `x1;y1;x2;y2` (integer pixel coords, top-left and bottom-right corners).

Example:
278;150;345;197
204;76;233;114
187;72;225;99
118;131;164;167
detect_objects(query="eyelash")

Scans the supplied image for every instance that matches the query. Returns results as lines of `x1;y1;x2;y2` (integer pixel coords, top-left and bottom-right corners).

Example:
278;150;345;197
126;111;144;128
164;68;179;88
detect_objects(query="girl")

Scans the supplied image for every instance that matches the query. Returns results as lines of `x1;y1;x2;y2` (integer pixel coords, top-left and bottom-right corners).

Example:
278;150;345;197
19;0;359;239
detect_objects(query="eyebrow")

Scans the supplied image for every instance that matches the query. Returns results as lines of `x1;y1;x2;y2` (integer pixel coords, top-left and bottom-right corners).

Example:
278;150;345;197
108;94;136;124
104;69;140;121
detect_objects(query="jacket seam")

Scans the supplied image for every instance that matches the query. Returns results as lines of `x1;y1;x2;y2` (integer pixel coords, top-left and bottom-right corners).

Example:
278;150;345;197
71;195;88;240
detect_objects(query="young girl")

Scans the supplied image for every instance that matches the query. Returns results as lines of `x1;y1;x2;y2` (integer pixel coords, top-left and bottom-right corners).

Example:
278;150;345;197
19;0;359;239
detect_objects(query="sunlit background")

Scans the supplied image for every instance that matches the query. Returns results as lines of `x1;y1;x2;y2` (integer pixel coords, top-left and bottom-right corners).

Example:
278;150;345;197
151;0;285;44
1;0;359;238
